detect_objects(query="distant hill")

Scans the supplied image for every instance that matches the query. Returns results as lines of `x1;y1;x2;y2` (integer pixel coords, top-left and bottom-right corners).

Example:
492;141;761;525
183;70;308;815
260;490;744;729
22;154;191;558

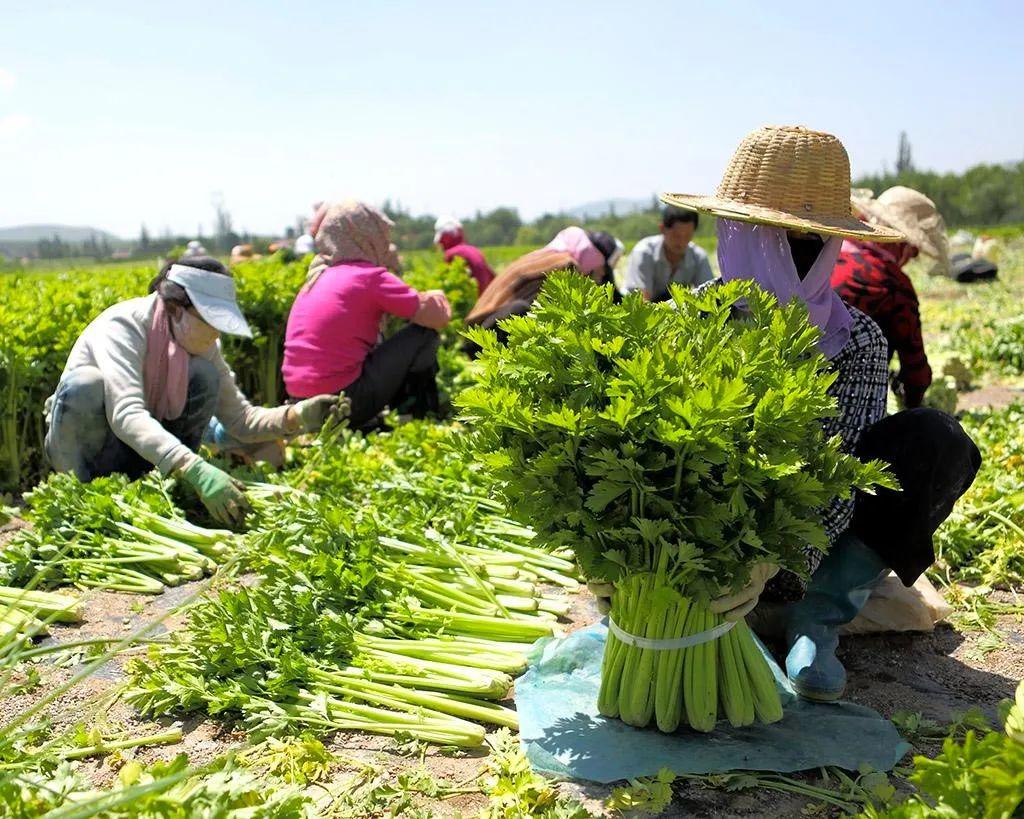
0;224;123;243
564;197;655;221
0;224;127;258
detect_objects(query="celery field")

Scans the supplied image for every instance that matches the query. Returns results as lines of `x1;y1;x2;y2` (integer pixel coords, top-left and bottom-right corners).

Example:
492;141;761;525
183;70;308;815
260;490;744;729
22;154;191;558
0;240;1023;816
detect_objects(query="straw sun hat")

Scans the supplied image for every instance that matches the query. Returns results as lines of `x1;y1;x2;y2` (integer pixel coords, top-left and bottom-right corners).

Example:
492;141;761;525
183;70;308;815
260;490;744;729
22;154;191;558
661;125;904;242
851;186;950;263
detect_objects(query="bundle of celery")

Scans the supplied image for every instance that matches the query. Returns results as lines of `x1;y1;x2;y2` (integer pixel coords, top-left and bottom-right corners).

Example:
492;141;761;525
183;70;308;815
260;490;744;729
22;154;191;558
458;274;892;732
0;585;81;657
0;472;233;594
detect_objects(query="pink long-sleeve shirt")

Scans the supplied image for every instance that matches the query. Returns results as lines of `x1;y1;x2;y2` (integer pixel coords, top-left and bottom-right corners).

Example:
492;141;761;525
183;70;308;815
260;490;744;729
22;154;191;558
283;261;420;397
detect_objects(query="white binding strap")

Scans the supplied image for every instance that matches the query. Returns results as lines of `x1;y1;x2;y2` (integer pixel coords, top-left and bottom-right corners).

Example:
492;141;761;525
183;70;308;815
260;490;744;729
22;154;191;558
607;615;735;650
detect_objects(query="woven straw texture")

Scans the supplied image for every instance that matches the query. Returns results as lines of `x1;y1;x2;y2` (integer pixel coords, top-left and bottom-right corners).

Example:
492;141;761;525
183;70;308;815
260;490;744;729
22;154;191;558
852;186;950;262
662;125;904;241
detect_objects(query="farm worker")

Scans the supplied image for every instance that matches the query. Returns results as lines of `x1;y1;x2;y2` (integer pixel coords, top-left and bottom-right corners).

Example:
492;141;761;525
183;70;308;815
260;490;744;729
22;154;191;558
830;186;950;408
622;205;714;300
433;216;496;295
230;244;257;265
181;240;207;259
294;230;315;255
282;200;451;432
44;256;340;527
831;190;950;409
590;126;980;702
465;227;624;335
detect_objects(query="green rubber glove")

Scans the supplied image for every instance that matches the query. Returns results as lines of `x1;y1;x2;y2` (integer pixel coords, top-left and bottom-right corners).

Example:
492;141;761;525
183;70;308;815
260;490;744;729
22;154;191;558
289;394;347;433
179;459;251;528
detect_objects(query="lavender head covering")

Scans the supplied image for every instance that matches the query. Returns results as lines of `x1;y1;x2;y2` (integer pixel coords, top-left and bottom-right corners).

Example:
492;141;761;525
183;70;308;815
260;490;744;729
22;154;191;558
716;219;852;359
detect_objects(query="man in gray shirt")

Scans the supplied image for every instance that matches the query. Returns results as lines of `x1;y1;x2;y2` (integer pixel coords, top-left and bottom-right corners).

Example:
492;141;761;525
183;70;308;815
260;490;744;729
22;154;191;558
623;206;714;300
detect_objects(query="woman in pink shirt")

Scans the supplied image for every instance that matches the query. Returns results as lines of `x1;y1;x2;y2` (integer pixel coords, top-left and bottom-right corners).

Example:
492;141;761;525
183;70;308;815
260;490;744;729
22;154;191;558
283;201;451;430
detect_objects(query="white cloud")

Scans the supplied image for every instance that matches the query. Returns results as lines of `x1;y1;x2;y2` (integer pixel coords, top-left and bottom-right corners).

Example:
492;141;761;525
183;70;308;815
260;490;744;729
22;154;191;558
0;68;15;92
0;113;31;139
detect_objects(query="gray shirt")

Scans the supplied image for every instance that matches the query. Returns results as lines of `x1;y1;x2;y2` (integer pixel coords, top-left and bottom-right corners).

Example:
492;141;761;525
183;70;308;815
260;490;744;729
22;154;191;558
623;235;714;299
45;294;292;475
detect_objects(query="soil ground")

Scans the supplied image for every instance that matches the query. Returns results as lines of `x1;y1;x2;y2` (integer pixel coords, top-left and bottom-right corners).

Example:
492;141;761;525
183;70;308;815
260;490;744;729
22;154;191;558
3;564;1022;818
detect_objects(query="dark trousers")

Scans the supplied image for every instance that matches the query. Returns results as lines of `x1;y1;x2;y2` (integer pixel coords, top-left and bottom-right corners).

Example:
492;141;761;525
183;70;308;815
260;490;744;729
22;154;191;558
765;407;982;603
850;407;981;585
343;324;441;431
45;358;220;481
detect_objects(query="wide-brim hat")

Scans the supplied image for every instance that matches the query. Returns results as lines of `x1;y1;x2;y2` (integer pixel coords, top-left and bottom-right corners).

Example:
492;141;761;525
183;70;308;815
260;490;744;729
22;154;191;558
166;264;253;338
661;125;905;242
851;186;950;265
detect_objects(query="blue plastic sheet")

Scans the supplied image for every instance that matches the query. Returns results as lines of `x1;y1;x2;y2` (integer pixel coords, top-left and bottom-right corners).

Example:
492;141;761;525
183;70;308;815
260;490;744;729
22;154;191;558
514;621;910;784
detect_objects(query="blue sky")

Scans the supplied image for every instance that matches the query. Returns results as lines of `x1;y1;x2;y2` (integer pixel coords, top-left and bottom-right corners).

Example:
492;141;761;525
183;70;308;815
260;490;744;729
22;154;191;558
2;0;1022;238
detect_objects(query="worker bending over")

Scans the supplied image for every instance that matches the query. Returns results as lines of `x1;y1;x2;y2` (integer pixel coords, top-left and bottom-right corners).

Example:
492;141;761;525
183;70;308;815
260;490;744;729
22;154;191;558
46;257;338;527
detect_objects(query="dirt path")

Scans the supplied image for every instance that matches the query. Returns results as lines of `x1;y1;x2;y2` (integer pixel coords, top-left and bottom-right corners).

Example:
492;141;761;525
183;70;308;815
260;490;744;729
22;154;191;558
957;383;1024;412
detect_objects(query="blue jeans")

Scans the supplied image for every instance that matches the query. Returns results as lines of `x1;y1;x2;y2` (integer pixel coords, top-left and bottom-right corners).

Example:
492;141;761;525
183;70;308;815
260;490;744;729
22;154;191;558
45;358;220;481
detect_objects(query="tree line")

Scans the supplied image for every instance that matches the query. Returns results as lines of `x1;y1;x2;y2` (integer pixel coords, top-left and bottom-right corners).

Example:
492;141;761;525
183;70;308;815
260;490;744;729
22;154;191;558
11;144;1022;263
383;197;717;251
854;160;1024;228
386;158;1024;250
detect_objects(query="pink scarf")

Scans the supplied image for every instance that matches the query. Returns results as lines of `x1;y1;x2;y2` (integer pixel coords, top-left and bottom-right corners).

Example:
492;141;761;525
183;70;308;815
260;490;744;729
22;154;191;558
144;297;189;421
544;227;606;275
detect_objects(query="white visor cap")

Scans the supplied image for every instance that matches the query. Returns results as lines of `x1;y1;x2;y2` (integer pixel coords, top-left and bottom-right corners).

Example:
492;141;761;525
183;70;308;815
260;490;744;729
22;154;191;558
166;264;253;338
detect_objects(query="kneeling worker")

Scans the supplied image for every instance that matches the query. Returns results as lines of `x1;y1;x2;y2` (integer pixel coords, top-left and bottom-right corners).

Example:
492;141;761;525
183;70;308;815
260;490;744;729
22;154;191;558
283;201;452;431
831;186;950;409
465;226;623;335
433;216;496;295
45;257;339;527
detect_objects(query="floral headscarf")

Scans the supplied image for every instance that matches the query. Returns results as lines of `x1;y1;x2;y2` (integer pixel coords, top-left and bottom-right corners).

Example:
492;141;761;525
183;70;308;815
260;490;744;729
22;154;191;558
304;200;399;291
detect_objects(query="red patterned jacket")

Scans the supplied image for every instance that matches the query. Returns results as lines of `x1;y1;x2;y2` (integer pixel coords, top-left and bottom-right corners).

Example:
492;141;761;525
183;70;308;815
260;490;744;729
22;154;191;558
831;240;932;407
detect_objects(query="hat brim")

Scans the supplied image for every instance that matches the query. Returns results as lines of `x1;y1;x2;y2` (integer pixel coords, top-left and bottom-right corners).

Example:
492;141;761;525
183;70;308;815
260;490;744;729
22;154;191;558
191;298;253;338
850;196;947;260
661;193;906;242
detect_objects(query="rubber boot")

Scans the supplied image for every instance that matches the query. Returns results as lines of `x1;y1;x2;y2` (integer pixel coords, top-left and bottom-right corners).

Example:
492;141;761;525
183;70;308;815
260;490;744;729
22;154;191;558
785;531;889;702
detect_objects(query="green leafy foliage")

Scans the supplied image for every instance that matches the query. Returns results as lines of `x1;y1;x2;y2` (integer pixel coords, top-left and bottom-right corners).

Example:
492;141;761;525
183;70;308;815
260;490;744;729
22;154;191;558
861;682;1024;818
480;729;591;818
606;768;676;815
0;754;317;817
458;273;891;594
933;403;1024;586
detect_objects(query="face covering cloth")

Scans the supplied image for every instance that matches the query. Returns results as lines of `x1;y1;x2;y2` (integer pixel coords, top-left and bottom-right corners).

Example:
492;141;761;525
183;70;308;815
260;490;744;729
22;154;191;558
716;219;851;359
